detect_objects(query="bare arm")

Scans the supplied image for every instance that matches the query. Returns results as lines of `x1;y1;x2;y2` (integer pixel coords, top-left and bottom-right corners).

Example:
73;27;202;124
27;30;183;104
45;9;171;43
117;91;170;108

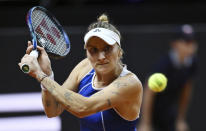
19;49;141;118
42;89;63;117
22;42;63;117
88;74;142;120
41;58;90;117
19;42;93;118
40;73;142;119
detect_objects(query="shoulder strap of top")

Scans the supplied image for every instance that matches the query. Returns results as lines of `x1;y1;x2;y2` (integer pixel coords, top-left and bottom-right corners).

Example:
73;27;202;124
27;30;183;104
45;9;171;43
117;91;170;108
120;65;131;77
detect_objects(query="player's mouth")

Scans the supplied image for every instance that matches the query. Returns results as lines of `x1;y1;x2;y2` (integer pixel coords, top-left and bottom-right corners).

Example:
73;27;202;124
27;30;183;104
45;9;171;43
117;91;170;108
97;62;109;65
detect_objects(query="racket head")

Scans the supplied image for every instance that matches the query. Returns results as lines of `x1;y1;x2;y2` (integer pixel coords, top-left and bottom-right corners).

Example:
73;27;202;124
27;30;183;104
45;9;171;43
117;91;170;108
26;6;71;59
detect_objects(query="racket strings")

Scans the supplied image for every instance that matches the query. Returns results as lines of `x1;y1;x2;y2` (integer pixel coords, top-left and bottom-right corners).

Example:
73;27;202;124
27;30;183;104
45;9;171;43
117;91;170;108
31;10;68;56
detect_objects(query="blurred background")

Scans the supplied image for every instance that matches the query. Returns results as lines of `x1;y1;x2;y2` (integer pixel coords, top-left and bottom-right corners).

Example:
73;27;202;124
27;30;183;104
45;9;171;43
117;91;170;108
0;0;205;131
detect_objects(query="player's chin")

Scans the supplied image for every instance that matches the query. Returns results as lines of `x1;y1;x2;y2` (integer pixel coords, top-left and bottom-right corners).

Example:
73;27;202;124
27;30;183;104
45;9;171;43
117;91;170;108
95;64;110;72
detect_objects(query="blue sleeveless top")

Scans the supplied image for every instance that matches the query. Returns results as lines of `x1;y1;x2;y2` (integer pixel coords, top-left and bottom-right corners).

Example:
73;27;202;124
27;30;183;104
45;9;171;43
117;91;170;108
78;69;138;131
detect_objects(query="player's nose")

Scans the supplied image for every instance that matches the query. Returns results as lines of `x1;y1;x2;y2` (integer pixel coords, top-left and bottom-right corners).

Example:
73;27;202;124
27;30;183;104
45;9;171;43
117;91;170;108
98;51;106;60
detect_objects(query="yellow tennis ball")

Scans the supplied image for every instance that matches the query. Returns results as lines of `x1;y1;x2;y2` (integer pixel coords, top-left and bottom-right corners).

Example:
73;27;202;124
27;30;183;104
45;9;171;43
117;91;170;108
148;73;167;92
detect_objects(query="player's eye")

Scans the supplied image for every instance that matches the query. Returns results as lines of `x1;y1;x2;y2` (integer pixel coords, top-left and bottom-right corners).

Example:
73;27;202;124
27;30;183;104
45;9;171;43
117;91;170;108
89;47;98;54
104;46;112;53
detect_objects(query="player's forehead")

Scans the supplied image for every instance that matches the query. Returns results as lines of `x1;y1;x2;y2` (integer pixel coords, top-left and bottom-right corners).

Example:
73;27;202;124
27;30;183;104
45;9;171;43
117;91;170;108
86;36;111;48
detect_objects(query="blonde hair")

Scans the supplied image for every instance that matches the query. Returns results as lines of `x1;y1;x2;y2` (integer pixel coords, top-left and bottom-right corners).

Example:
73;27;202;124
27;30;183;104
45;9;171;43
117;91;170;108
98;14;109;23
87;14;124;63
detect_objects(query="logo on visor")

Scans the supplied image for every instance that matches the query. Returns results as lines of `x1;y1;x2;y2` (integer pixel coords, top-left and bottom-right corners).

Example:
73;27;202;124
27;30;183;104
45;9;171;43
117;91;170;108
93;29;101;32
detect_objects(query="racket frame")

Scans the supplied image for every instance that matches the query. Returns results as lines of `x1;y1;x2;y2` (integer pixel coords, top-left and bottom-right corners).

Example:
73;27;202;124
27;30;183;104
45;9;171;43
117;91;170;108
30;6;71;57
21;6;71;73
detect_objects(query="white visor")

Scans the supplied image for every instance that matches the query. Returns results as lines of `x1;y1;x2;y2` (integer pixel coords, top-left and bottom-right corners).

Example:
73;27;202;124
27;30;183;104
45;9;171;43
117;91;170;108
84;28;120;47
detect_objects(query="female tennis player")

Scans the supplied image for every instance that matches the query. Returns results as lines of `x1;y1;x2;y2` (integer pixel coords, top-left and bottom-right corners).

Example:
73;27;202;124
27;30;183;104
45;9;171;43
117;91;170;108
19;14;143;131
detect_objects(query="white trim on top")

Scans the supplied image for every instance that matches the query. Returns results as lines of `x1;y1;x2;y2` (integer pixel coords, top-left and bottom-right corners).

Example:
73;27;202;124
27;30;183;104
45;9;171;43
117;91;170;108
78;82;92;94
78;69;94;94
91;72;105;91
101;112;106;131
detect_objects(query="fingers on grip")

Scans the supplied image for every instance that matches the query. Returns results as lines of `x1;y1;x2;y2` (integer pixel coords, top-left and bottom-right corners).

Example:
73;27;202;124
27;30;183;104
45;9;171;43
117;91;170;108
37;46;47;55
26;41;34;54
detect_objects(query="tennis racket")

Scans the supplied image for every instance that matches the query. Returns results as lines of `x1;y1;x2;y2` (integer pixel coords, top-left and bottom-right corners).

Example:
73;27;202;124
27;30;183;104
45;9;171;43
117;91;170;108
21;6;71;73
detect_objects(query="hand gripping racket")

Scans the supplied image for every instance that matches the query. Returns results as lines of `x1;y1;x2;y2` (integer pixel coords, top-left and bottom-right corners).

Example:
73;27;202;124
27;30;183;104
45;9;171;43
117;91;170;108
21;6;71;73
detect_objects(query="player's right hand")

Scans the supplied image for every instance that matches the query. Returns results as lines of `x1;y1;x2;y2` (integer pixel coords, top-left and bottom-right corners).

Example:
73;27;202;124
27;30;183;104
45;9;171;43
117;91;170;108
26;41;52;76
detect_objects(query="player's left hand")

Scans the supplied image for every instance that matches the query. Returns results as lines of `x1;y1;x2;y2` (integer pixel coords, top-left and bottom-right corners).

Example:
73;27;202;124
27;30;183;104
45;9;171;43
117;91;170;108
18;52;43;80
26;41;52;76
176;119;190;131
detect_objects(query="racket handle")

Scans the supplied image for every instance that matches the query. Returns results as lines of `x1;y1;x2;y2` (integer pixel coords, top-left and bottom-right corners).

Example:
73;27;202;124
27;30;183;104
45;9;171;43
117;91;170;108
30;50;39;58
21;50;39;73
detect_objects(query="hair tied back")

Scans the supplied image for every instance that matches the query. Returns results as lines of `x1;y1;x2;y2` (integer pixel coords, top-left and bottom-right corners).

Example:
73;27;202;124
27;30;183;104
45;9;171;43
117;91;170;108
98;14;109;23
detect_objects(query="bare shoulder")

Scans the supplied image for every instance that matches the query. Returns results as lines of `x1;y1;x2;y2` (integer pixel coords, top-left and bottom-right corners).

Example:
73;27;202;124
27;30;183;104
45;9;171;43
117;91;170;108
109;73;142;120
114;72;143;93
130;73;143;97
63;58;92;91
129;73;142;90
72;58;93;82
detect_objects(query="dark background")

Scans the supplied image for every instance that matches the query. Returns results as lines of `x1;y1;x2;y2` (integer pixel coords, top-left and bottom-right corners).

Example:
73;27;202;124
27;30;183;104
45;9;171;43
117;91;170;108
0;0;205;131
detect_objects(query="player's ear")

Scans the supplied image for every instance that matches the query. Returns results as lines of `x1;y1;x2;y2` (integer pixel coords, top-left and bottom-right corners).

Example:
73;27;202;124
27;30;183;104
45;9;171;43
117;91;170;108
118;50;122;58
118;47;123;58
